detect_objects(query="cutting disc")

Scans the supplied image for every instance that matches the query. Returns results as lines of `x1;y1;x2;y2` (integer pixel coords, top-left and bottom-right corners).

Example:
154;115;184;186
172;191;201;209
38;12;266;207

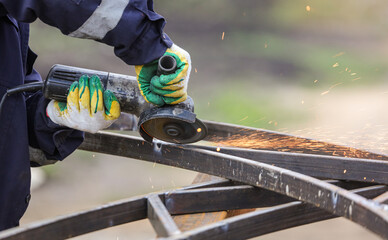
140;117;207;144
138;105;208;144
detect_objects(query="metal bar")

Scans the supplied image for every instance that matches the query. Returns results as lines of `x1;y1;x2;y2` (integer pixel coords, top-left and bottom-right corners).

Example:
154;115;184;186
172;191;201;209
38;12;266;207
374;191;388;204
172;174;234;232
161;185;388;240
166;181;373;215
147;195;181;237
203;120;388;160
79;132;388;239
0;179;225;240
0;197;147;240
187;145;388;184
165;185;293;215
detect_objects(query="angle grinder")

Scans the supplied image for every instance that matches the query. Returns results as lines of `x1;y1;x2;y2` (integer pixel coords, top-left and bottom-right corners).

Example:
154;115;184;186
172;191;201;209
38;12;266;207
42;56;207;144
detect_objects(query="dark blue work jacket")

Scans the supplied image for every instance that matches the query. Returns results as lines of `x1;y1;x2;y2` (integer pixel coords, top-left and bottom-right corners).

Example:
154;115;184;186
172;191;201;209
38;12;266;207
0;0;172;230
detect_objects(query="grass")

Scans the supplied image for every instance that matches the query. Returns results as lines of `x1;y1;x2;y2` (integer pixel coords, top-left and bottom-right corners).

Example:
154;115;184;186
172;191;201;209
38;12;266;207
224;32;388;87
194;81;308;130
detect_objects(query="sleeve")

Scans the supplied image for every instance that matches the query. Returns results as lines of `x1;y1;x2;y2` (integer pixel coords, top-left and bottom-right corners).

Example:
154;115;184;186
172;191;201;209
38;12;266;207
26;69;84;161
0;0;173;65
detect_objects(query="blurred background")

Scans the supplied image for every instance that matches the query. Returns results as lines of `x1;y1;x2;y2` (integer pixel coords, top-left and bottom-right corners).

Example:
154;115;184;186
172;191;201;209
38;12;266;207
22;0;387;239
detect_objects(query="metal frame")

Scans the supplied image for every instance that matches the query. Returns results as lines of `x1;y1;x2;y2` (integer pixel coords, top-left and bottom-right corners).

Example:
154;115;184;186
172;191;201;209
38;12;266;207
1;122;387;240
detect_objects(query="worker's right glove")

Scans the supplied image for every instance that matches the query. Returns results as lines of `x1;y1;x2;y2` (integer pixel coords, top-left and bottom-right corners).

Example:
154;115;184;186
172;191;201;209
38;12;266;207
135;44;191;106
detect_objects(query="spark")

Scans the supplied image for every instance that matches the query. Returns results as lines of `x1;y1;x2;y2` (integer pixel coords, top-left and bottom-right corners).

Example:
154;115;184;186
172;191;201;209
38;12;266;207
306;5;311;12
221;32;225;40
314;80;318;83
195;68;198;73
211;127;388;160
197;128;202;133
329;82;343;89
321;82;343;95
332;63;339;68
92;154;95;158
363;177;366;180
350;73;356;76
238;116;248;122
332;52;345;58
343;169;347;174
301;100;305;104
352;77;361;81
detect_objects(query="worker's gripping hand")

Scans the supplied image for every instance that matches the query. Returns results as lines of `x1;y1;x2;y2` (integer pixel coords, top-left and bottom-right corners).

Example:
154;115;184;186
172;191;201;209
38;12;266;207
135;44;191;106
46;75;121;133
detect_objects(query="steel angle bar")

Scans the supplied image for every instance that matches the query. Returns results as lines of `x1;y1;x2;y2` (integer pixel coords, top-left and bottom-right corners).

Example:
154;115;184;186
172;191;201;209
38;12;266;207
162;185;388;240
186;145;388;184
147;195;181;237
165;180;375;215
165;185;293;215
203;120;388;160
79;132;388;239
0;196;147;240
0;179;227;240
374;191;388;203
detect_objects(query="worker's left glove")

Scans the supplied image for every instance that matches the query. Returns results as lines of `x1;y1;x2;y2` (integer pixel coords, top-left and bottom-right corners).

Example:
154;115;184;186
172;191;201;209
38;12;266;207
46;75;121;133
135;44;191;106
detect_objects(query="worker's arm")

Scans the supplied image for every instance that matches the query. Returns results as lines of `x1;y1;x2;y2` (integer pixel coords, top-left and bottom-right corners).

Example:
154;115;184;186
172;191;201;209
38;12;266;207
0;0;172;65
1;0;191;106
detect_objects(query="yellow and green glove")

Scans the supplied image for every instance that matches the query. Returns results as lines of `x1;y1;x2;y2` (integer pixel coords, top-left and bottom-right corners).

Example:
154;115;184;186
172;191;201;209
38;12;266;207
46;75;121;133
135;44;191;106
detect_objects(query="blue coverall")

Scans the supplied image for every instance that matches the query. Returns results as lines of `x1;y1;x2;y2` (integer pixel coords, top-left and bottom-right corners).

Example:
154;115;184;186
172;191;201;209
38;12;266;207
0;0;172;230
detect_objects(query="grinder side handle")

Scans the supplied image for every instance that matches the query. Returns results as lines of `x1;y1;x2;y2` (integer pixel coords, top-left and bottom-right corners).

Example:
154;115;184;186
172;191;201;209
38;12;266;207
157;55;177;76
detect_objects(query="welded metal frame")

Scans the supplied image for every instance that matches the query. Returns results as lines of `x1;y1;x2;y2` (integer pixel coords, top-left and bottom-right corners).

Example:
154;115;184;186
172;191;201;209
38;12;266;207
1;123;388;239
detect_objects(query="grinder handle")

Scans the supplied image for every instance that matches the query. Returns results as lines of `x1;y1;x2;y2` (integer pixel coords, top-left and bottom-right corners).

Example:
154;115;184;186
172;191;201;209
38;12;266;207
43;65;109;102
157;55;177;76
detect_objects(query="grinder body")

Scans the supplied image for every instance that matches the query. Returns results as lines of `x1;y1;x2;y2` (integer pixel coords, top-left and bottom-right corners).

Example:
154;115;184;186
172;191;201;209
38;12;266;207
43;64;207;144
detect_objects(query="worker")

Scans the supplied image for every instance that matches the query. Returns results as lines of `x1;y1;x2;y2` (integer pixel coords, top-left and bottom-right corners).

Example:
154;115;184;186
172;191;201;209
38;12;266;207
0;0;191;231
